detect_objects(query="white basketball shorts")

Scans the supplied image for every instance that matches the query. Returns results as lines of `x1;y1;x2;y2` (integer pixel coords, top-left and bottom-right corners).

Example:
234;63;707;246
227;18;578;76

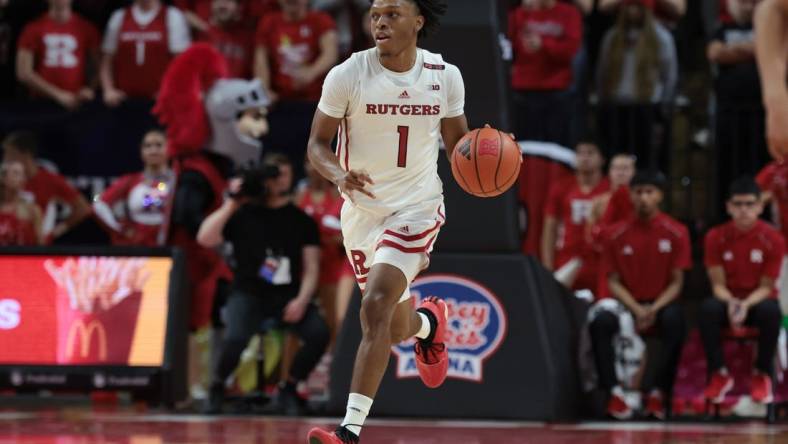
341;197;445;303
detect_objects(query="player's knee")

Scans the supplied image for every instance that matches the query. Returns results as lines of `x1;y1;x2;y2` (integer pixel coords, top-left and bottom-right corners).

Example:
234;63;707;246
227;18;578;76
360;291;394;334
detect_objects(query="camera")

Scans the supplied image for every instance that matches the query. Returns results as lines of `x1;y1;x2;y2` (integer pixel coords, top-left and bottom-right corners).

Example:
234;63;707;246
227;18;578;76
230;165;280;199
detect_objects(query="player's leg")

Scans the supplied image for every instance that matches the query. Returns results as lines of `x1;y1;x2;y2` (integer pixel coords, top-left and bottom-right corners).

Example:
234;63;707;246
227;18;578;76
307;263;409;444
348;263;408;396
204;290;262;414
650;302;686;416
588;308;630;419
281;303;330;415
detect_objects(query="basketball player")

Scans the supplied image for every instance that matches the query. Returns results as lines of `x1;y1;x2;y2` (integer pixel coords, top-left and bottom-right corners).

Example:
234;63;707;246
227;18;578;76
755;0;788;160
306;0;468;442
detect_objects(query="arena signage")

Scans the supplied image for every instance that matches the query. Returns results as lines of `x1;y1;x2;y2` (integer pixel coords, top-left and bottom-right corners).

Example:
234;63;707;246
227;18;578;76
391;274;508;383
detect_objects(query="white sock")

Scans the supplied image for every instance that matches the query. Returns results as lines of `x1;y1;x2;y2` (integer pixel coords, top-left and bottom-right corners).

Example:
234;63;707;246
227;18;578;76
414;312;433;340
341;393;373;436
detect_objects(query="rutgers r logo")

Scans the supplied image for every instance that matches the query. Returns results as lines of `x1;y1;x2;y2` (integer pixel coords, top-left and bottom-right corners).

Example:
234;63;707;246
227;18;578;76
350;250;370;276
478;139;499;157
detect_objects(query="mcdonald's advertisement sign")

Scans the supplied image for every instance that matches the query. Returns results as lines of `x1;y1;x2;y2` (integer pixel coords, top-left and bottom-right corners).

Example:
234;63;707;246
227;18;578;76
0;255;172;366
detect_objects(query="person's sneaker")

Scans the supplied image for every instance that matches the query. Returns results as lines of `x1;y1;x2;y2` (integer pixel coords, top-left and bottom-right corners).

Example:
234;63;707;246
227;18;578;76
414;297;449;388
703;370;734;404
607;388;632;420
201;382;224;415
751;372;773;404
644;390;665;420
307;426;360;444
277;384;306;416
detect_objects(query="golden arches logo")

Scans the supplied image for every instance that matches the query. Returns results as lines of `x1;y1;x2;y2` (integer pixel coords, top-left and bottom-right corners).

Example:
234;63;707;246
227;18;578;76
65;319;107;360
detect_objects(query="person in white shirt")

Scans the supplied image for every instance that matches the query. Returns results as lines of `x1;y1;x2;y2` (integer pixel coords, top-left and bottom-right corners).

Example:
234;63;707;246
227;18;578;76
305;1;473;443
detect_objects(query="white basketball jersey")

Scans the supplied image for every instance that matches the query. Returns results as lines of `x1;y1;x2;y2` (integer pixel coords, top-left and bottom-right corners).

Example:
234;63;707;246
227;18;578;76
318;48;465;216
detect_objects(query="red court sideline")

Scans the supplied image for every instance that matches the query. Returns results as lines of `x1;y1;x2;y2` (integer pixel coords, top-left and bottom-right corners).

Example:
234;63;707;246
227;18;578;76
1;410;788;443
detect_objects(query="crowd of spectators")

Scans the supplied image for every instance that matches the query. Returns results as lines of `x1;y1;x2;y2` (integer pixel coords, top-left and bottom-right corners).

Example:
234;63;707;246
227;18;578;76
0;0;785;419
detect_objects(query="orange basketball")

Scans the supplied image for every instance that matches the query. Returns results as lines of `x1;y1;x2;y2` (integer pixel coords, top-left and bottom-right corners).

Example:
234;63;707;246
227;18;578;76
450;127;522;198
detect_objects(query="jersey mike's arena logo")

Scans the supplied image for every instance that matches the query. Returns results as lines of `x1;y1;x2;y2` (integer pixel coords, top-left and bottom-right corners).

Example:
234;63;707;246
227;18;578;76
391;275;507;383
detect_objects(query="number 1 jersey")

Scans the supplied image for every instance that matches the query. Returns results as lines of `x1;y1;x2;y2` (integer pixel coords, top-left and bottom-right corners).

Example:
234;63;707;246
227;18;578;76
318;48;465;216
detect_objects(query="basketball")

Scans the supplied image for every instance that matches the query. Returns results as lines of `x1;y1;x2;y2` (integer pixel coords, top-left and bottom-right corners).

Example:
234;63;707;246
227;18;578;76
450;127;522;198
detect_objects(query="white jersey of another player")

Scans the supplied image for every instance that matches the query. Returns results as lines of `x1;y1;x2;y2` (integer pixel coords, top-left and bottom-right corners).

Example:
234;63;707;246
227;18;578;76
318;47;465;216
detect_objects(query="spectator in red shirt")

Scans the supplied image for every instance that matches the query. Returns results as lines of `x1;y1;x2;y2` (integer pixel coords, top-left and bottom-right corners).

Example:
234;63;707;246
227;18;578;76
197;0;255;79
590;170;689;420
508;0;582;147
0;160;42;246
542;140;610;292
254;0;338;103
1;131;91;243
93;129;174;246
16;0;100;110
100;0;191;105
255;0;338;178
700;177;784;406
591;153;636;227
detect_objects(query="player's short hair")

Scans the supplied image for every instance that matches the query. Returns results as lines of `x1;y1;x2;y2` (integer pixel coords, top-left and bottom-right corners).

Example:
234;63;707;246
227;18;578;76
372;0;448;39
2;130;38;157
575;138;602;155
630;170;666;190
728;176;761;200
262;152;292;168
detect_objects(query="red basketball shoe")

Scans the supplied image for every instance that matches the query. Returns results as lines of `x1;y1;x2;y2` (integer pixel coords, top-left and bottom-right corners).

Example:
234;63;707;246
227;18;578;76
414;296;449;388
307;426;359;444
751;372;773;404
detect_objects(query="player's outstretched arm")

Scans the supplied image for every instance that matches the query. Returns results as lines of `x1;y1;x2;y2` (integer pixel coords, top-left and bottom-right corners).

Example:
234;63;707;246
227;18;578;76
440;114;469;161
755;0;788;160
307;109;375;200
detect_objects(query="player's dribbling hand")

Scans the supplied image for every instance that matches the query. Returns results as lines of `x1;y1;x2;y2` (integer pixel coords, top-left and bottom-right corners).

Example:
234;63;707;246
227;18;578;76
337;170;376;202
766;94;788;162
483;124;522;164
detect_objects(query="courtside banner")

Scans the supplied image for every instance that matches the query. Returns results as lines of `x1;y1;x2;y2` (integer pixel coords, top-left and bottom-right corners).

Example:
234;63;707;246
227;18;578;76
0;255;171;366
330;254;584;420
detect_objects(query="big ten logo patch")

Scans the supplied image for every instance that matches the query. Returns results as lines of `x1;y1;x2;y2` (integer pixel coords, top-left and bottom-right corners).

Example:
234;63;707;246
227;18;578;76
391;275;507;383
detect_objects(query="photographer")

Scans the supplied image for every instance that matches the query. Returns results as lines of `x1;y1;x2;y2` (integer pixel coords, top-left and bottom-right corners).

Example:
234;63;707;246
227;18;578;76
197;154;328;415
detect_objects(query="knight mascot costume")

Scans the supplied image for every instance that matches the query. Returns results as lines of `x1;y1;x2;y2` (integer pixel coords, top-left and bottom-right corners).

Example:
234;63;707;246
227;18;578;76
153;43;269;395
